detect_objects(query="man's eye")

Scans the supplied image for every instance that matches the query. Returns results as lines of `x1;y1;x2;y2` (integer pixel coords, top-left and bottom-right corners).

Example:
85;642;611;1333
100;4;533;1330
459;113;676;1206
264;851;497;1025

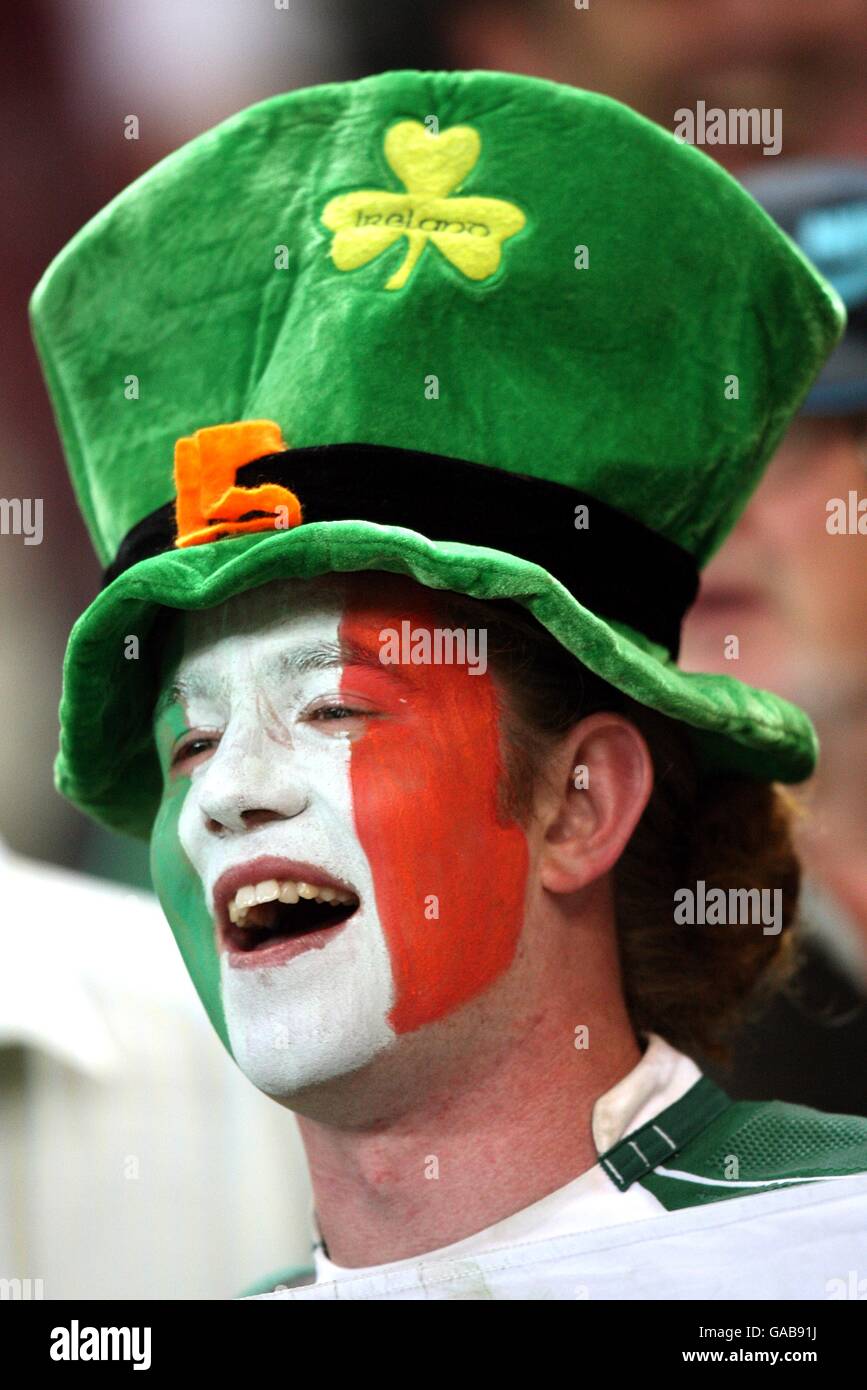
171;736;218;767
302;699;383;732
309;704;370;721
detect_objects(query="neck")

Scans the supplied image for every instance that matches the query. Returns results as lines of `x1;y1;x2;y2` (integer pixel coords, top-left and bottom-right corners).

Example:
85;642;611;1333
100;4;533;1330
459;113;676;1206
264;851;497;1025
294;897;641;1268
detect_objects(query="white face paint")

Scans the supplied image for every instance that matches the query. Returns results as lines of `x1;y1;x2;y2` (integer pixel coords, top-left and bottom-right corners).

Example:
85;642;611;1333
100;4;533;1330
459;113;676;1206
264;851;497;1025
172;578;395;1097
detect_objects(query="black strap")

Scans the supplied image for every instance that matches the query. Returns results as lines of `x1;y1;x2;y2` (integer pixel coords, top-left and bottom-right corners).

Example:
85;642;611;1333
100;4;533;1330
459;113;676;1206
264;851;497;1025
102;443;699;658
597;1076;732;1192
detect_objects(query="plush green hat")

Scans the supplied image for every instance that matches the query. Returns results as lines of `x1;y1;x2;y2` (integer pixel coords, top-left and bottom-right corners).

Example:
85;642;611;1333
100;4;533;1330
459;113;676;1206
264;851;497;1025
31;69;844;839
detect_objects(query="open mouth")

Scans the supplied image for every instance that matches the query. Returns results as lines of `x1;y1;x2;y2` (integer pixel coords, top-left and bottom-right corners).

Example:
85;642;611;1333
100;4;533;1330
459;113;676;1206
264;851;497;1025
222;878;360;955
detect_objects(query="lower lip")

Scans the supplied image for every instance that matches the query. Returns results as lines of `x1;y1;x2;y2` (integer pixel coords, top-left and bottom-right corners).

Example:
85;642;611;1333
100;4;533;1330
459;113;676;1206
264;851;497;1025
221;914;356;970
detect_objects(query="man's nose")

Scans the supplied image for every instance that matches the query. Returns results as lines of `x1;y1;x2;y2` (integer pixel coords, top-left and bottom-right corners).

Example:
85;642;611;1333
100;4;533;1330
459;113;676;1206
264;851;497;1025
196;730;309;836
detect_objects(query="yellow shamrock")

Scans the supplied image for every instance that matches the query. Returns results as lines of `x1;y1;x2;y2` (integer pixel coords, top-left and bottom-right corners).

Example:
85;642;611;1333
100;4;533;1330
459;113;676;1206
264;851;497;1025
322;121;526;290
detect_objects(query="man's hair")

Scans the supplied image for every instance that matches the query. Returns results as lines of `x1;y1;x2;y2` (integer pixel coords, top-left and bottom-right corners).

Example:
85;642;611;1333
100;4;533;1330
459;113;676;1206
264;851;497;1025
438;589;801;1061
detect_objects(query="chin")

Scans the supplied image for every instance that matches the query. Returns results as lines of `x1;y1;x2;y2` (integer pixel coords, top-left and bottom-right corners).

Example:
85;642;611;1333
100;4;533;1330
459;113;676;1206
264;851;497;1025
229;1033;388;1101
220;917;396;1099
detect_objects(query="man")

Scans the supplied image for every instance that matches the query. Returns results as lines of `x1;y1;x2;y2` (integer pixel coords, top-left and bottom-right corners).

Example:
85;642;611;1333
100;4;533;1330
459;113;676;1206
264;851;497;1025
30;69;867;1300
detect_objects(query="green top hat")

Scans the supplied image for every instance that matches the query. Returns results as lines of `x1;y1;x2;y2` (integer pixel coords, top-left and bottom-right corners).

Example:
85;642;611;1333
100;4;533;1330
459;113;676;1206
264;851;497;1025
30;69;844;839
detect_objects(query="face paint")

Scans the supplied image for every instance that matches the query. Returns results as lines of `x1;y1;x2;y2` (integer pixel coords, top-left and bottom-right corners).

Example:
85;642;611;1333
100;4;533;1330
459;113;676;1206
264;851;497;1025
152;579;394;1096
150;574;529;1099
337;579;529;1033
151;698;230;1051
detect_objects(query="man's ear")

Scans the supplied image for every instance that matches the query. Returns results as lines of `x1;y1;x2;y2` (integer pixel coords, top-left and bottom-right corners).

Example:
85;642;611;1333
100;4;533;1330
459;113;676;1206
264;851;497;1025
538;713;654;895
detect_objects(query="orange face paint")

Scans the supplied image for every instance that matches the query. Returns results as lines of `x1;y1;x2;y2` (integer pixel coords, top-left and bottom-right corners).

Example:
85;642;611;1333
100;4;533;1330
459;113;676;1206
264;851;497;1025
339;580;530;1033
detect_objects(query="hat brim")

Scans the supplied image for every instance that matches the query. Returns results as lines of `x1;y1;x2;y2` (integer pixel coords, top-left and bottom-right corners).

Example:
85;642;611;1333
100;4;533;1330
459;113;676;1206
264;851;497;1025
57;521;818;839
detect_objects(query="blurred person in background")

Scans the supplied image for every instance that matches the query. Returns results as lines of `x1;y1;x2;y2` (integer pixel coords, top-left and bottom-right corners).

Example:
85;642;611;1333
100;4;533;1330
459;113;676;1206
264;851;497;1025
680;163;867;1112
420;0;867;172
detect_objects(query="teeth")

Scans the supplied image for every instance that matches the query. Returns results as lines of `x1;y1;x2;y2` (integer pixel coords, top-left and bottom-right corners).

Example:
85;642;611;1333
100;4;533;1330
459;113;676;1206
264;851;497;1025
255;879;280;904
225;876;356;927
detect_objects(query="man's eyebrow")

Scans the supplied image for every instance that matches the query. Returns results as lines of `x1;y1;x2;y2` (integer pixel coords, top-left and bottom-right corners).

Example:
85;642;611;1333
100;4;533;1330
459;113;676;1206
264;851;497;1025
272;637;416;685
153;671;227;720
154;681;182;721
153;637;415;718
